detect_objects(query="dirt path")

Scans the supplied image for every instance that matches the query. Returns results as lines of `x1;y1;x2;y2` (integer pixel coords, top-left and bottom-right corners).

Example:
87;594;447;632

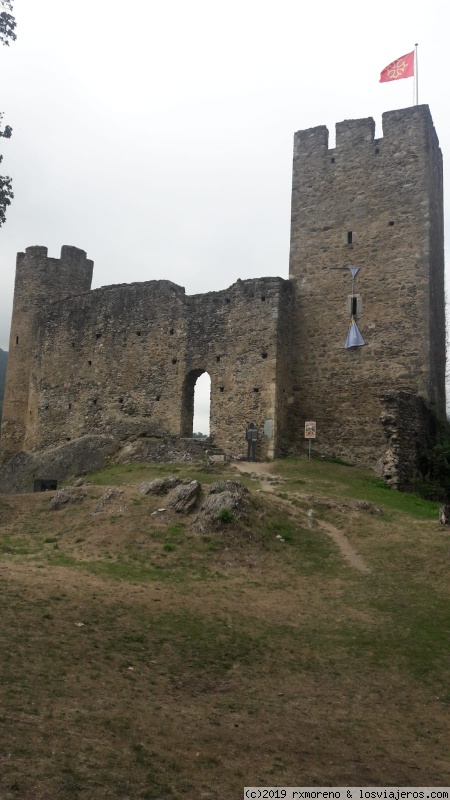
232;461;371;573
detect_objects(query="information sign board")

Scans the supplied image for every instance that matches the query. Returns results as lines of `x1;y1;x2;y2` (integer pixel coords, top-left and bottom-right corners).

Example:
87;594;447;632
304;421;316;439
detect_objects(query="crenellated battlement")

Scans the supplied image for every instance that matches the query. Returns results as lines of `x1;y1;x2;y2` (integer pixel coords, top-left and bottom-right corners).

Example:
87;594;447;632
16;245;93;275
294;104;440;159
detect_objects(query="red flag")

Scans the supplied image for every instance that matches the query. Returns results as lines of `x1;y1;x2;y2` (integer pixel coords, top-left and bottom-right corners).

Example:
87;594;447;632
380;51;414;82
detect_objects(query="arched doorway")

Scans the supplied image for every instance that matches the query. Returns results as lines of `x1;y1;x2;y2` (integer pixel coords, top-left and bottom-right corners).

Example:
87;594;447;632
181;369;211;438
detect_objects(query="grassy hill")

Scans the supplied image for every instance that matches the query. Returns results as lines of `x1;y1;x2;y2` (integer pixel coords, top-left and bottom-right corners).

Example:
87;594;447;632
0;457;448;798
0;348;7;423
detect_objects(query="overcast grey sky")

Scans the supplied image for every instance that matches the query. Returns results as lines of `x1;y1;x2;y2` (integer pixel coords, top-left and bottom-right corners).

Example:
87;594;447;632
0;0;448;433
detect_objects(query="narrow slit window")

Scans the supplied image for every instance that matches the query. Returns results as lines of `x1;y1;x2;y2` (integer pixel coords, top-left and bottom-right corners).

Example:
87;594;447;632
347;294;362;317
347;231;353;244
15;336;19;345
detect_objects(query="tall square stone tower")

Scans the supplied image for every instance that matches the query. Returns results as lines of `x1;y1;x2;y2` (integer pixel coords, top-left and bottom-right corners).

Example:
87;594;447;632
287;105;445;479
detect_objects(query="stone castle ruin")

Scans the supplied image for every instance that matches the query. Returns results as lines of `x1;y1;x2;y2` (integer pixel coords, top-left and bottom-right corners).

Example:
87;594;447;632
0;104;445;491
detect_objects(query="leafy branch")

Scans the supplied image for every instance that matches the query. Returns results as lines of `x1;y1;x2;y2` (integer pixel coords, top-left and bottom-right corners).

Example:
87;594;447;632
0;0;15;227
0;0;16;46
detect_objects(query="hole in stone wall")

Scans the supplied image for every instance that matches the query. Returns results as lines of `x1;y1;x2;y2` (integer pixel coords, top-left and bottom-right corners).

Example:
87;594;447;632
68;403;72;410
155;395;161;401
330;157;335;164
216;356;221;362
172;358;178;364
93;398;97;405
45;405;49;410
261;296;266;302
253;387;259;393
136;331;141;336
72;342;75;347
15;336;19;345
181;370;211;438
225;298;230;304
375;147;380;154
88;360;92;366
347;231;353;244
261;352;268;359
193;372;211;437
219;386;224;392
119;397;124;403
66;437;71;441
96;333;102;339
169;328;174;335
389;220;395;226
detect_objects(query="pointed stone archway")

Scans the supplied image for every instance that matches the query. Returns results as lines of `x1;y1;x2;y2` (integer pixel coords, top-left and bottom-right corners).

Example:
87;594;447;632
181;369;211;438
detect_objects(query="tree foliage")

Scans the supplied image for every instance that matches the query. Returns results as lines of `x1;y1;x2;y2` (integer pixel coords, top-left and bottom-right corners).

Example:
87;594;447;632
0;0;16;46
0;113;13;226
0;0;15;228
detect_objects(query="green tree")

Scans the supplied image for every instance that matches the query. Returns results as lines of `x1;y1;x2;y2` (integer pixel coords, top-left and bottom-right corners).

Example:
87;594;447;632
0;0;15;227
0;0;16;45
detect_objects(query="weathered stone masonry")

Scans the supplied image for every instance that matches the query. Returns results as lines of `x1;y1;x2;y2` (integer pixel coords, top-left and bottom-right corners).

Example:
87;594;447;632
0;104;445;488
2;246;292;462
287;104;445;481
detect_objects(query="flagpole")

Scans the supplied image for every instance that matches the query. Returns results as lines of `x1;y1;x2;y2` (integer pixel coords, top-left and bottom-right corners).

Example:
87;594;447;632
415;43;419;105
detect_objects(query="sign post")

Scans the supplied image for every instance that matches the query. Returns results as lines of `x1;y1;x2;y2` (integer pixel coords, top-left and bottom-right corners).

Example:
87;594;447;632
304;421;316;461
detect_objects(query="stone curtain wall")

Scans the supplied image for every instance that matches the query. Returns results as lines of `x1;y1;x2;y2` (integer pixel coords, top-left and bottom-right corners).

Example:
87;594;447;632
287;105;445;466
1;247;93;456
20;273;289;460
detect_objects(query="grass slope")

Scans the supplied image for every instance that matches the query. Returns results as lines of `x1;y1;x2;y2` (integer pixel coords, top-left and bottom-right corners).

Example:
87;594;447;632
0;458;449;799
